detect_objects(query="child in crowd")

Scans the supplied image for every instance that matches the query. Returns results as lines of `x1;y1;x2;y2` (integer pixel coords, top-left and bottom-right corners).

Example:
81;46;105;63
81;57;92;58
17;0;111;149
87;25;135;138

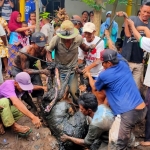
28;12;36;33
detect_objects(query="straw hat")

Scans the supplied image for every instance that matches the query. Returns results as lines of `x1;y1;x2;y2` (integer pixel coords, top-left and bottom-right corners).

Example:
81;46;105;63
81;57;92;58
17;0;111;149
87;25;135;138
56;20;79;39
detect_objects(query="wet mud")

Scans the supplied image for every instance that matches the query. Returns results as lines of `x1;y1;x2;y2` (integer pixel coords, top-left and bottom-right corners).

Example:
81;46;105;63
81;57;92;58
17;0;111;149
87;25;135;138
43;101;88;150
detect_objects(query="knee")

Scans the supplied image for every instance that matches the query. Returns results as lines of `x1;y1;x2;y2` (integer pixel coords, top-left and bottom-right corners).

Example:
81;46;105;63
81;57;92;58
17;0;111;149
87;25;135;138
0;98;10;108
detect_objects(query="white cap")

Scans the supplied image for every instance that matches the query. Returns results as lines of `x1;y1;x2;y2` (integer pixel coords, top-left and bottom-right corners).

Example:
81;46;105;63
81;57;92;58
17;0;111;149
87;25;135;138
83;22;95;33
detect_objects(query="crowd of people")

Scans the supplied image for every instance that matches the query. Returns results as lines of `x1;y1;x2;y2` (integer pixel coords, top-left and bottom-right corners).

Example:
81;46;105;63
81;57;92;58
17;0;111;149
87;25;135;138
0;1;150;150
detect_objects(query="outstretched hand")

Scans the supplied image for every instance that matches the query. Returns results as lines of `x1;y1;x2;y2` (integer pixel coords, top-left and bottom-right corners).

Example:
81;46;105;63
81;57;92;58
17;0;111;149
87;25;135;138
31;116;42;128
60;134;70;142
116;11;128;18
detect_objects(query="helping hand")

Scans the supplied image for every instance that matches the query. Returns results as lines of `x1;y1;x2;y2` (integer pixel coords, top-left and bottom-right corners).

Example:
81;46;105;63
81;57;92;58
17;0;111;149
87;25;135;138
104;30;110;37
83;71;91;78
82;66;90;74
126;19;134;27
31;116;42;128
89;44;96;51
60;134;70;142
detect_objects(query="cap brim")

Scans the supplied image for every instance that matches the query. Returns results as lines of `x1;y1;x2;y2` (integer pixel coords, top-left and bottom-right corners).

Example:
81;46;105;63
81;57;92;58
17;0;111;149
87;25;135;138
56;28;79;39
18;82;33;91
83;28;94;33
36;41;46;47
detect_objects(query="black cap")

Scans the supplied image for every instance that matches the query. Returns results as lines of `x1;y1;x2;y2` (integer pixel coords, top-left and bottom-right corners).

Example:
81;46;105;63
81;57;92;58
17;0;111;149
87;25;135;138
100;49;118;62
31;32;46;47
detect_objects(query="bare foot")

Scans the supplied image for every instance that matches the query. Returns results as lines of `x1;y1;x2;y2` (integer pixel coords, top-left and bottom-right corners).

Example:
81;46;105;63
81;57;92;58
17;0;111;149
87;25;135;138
140;141;150;146
0;123;5;135
12;122;30;133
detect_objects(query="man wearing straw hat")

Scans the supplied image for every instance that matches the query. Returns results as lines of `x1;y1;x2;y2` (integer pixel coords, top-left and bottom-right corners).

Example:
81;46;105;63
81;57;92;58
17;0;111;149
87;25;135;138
46;20;95;103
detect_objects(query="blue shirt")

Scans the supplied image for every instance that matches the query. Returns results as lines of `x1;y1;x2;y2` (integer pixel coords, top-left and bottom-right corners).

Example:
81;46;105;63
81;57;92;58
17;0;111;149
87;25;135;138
25;0;35;22
95;54;143;115
9;32;19;44
100;18;118;48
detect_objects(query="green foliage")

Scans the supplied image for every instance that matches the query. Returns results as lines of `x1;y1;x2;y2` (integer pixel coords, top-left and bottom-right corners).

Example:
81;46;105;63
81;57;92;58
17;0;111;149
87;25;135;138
82;0;127;10
81;0;106;11
40;12;50;19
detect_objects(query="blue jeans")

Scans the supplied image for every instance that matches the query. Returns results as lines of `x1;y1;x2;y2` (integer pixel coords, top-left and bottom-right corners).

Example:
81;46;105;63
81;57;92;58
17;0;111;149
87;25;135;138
60;72;78;103
0;58;3;84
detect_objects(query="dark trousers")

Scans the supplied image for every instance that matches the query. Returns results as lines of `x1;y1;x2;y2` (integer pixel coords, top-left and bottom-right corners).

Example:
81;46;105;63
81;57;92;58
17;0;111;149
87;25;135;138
145;87;150;141
109;107;147;150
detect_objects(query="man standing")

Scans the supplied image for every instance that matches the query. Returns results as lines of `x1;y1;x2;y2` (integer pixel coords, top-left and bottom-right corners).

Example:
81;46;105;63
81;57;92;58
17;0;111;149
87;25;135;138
0;0;14;22
46;20;95;103
93;42;147;149
100;11;118;48
78;22;104;80
121;2;150;89
126;18;150;146
40;12;54;44
61;93;114;150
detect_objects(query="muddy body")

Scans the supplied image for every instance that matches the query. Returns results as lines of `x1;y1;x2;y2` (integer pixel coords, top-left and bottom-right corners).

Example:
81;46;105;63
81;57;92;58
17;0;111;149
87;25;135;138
43;101;88;150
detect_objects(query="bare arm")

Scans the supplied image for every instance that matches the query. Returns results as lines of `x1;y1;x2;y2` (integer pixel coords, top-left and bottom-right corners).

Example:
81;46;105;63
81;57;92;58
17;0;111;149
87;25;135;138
104;30;117;50
78;59;84;64
79;43;95;52
116;11;131;37
0;0;4;7
84;71;96;91
0;35;7;46
126;19;150;41
5;25;10;36
15;26;35;32
82;59;100;74
124;18;131;37
61;134;85;146
10;97;41;127
8;0;14;8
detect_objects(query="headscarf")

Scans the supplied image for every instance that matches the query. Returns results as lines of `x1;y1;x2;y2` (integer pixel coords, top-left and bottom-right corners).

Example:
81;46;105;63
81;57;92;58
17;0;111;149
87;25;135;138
8;11;22;32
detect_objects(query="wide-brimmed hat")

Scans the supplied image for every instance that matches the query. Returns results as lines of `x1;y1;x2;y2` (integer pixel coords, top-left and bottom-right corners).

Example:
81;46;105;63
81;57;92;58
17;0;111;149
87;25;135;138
31;32;46;47
83;22;95;33
56;20;79;39
15;72;33;91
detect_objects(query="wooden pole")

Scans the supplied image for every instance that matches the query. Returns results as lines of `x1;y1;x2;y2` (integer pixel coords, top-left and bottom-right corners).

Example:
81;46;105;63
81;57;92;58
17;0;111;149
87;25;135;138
35;0;40;32
93;0;102;36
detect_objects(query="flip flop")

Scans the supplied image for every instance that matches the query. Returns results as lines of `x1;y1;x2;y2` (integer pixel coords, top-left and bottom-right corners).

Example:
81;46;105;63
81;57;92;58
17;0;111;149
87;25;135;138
17;128;32;137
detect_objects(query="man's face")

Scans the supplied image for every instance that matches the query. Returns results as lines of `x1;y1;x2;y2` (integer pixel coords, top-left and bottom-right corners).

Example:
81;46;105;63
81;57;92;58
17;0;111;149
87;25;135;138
84;32;95;42
140;5;150;21
34;44;45;55
79;104;89;116
102;61;112;70
106;13;111;18
15;82;23;92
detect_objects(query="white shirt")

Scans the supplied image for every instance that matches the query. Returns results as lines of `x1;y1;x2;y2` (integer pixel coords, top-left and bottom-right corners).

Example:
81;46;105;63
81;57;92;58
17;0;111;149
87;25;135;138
40;23;54;43
140;37;150;87
78;36;104;77
0;24;6;36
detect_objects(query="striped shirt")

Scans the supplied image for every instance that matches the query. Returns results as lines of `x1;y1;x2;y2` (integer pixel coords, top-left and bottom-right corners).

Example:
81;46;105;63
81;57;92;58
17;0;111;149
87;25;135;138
1;0;13;21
